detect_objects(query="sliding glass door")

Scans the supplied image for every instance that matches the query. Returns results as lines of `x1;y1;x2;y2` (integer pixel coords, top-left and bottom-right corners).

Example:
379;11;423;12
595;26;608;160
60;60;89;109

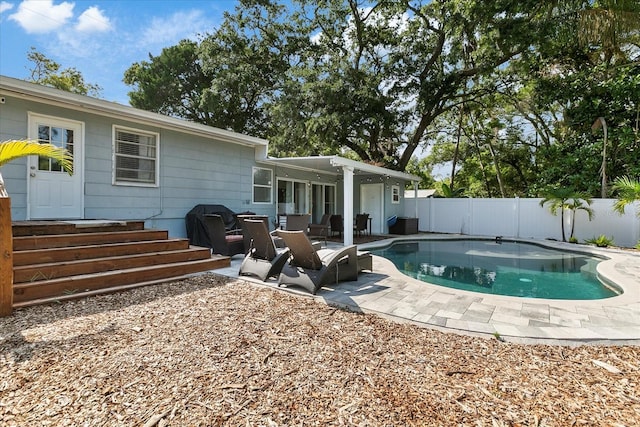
278;179;336;224
277;179;308;215
311;183;336;223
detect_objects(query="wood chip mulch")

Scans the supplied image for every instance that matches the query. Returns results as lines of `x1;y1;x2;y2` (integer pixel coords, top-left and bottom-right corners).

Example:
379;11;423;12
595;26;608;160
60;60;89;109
1;274;638;426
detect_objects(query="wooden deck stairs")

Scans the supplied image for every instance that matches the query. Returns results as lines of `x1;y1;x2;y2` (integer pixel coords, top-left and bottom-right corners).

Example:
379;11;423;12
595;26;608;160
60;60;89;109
11;221;229;308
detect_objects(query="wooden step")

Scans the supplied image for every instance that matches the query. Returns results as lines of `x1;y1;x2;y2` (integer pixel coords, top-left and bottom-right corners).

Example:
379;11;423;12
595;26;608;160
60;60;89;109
13;247;213;283
13;239;191;266
11;271;224;309
9;220;232;311
13;229;169;250
13;258;229;303
12;220;145;236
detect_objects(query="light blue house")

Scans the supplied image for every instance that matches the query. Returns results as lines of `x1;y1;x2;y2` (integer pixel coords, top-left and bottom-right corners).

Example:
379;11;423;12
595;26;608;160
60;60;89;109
0;75;419;245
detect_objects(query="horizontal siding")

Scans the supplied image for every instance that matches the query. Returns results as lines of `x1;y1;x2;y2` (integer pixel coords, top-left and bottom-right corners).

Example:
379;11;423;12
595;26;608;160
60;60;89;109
0;96;30;214
1;93;271;229
3;91;398;238
82;120;261;236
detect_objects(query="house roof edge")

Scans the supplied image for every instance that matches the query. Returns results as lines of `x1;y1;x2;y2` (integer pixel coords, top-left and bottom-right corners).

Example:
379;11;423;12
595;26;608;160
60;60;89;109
0;75;268;148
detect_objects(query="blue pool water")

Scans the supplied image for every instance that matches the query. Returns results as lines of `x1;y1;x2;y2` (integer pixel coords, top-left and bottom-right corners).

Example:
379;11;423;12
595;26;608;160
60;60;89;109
370;239;619;300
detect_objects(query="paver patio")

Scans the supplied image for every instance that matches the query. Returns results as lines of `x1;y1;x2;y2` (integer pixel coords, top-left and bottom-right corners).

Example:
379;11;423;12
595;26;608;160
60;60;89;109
214;234;640;344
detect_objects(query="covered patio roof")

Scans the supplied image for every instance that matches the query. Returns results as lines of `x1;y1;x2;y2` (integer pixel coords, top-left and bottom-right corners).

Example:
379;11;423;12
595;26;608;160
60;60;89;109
262;155;420;182
260;155;420;246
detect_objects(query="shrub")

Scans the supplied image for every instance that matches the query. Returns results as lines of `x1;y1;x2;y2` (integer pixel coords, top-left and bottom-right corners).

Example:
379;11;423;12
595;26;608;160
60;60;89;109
568;236;579;244
585;235;614;248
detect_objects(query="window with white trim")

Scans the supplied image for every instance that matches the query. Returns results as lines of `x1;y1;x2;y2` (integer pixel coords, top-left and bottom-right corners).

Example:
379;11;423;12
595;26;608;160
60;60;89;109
391;185;400;204
253;167;272;203
113;127;159;186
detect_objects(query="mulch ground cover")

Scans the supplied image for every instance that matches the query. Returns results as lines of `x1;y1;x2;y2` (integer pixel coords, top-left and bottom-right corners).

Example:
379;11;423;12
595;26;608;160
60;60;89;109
1;274;638;426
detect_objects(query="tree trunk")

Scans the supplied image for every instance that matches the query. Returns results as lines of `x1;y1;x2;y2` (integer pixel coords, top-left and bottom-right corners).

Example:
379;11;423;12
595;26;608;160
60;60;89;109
450;106;464;189
469;116;492;197
488;128;506;197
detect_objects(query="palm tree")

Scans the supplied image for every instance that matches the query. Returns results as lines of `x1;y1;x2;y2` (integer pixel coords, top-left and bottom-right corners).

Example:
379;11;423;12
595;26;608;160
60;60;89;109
0;139;73;197
539;187;593;242
566;197;595;241
612;176;640;217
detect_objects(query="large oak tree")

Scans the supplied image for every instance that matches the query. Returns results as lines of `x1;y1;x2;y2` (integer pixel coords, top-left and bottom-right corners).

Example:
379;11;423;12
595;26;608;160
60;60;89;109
124;0;564;170
123;0;638;199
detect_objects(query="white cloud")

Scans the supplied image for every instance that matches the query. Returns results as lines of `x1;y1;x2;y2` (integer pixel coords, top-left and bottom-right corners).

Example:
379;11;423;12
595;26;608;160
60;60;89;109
75;6;111;33
9;0;74;34
141;10;208;46
0;2;14;14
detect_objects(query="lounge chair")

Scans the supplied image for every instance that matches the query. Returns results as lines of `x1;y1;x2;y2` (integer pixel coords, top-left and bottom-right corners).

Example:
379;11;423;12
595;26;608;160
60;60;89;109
284;214;311;233
308;213;331;241
237;214;271;253
239;219;290;281
276;230;358;294
203;214;245;257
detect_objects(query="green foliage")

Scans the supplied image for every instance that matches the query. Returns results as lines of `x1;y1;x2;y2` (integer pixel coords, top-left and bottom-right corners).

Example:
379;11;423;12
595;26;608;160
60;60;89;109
522;57;640;195
585;235;615;247
124;40;212;126
124;2;301;138
119;0;639;192
612;176;640;217
27;48;102;97
436;182;466;198
539;187;593;242
404;157;435;189
568;236;579;244
124;0;568;171
0;140;73;171
0;139;73;197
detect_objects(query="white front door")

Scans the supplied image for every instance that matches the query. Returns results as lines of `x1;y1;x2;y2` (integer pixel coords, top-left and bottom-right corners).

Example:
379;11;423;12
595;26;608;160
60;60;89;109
360;183;384;234
28;113;83;219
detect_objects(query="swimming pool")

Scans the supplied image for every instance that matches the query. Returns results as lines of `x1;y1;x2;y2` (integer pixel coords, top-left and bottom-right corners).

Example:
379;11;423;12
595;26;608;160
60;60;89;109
370;239;620;300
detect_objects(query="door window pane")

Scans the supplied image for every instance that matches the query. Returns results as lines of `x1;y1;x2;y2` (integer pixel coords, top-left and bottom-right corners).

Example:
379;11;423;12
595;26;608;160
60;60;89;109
36;124;74;173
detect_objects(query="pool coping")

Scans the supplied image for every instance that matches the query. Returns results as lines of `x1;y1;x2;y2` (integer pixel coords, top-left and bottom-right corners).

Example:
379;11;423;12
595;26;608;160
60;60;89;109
213;234;640;345
359;234;639;307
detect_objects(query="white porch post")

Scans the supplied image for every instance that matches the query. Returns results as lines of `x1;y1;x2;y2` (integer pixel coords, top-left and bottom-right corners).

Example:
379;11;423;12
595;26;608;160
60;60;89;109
343;166;354;246
414;181;418;218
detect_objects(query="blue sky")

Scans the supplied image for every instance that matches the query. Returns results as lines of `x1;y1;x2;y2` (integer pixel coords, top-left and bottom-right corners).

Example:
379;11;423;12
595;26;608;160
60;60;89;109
0;0;240;104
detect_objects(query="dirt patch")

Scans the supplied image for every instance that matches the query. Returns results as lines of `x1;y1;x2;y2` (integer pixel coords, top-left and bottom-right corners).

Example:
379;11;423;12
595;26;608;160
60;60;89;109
1;274;638;426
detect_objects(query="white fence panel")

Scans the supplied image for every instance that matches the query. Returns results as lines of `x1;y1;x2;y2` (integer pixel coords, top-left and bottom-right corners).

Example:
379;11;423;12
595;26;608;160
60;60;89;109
469;199;517;237
404;198;639;248
576;199;637;246
431;199;471;234
518;199;563;240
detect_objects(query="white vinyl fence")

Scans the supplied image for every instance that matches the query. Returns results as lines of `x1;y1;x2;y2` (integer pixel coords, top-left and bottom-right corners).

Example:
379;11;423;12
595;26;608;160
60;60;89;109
404;198;640;248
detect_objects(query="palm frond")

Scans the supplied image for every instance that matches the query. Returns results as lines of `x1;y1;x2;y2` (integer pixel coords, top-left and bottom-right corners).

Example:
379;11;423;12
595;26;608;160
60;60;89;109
611;176;640;216
0;140;73;174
